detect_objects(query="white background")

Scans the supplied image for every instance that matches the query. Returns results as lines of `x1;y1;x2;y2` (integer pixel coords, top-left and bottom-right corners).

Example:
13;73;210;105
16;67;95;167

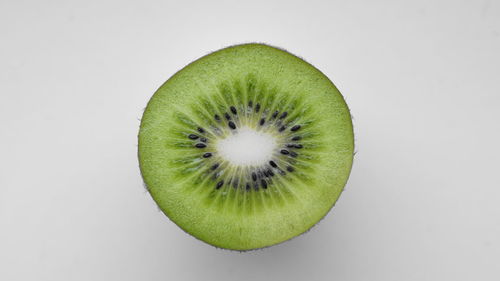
1;0;499;280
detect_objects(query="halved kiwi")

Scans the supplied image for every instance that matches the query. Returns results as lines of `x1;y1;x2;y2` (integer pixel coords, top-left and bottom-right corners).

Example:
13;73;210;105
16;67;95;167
138;43;354;250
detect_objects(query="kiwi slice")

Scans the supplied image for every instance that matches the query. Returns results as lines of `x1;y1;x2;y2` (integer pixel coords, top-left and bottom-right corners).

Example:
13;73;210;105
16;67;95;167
138;44;354;250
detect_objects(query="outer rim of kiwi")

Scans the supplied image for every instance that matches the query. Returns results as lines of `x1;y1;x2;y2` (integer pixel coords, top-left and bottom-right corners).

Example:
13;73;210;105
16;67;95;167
138;43;355;251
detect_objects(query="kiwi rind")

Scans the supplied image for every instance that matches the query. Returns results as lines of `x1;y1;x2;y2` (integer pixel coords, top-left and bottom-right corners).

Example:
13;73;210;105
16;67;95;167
138;43;354;251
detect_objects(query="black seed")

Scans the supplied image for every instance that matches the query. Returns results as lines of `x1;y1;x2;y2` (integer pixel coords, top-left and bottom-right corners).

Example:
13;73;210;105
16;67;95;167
216;181;224;189
268;169;274;177
224;113;231;120
291;136;301;141
197;127;205;133
230;106;237;115
195;143;206;148
272;111;279;119
286;166;294;172
263;170;269;177
251;172;257;181
255;103;261;112
294;144;303;149
200;137;207;143
290;151;298;158
279;112;288;119
214;114;221;121
246;183;251;190
269;160;277;168
291;125;301;132
228;121;236;130
253;182;259;191
261;180;268;189
281;150;290;155
259;118;265;126
211;163;219;170
188;134;199;140
278;169;286;175
278;126;286;132
248;101;253;108
203;152;212;158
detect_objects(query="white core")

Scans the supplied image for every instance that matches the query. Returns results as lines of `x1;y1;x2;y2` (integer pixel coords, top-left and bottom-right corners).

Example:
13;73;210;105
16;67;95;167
216;127;277;166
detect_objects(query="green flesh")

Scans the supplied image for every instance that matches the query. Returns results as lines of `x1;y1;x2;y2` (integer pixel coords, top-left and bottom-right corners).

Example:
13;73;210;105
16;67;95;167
138;44;354;250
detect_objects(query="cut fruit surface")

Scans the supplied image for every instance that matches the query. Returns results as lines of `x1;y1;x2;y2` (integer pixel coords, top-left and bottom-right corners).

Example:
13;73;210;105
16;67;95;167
138;43;354;250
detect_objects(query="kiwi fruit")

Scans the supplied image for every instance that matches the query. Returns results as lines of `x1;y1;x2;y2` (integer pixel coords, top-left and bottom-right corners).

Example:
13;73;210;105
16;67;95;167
138;43;354;251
